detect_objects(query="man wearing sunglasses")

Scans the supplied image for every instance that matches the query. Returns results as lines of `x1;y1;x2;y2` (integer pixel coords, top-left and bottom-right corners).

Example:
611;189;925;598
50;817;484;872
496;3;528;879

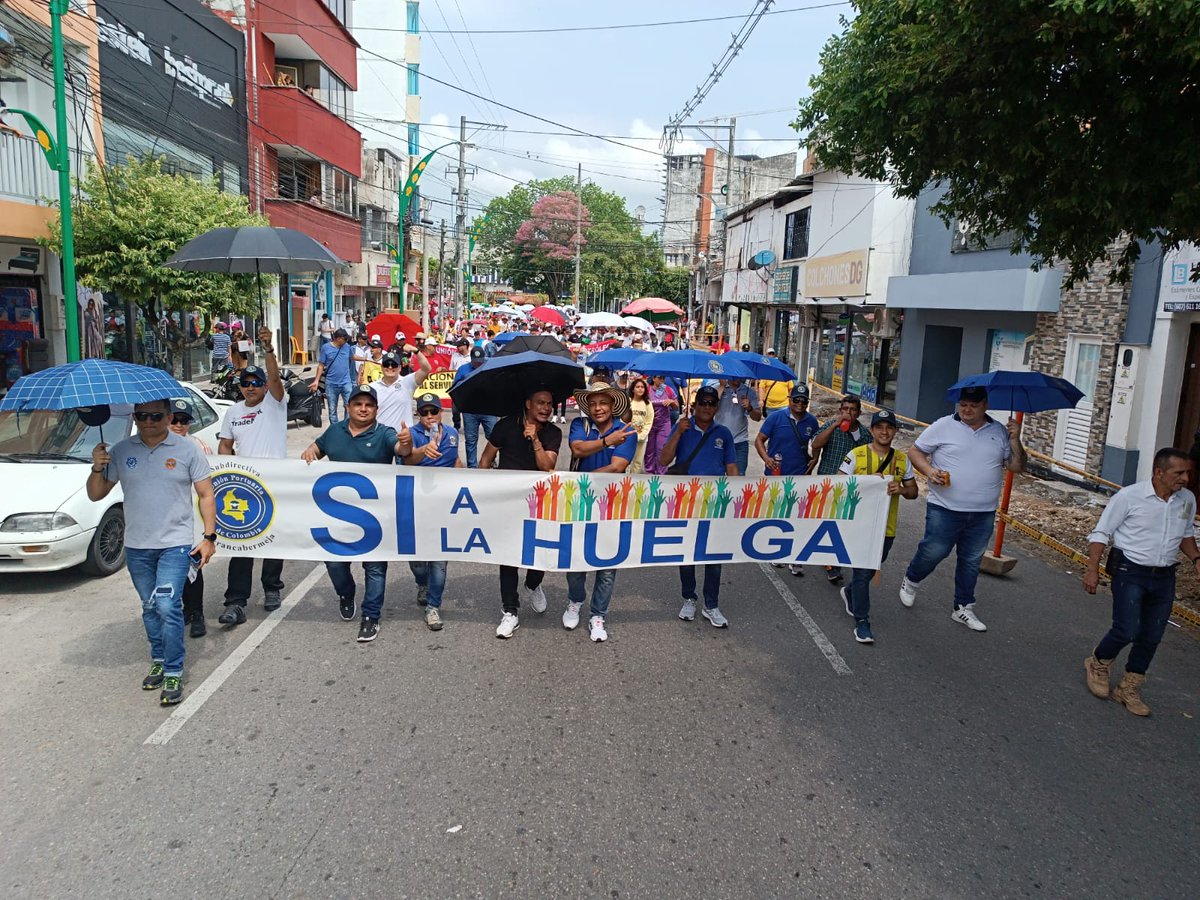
660;385;739;628
88;399;217;706
215;326;287;627
369;340;432;430
399;392;463;631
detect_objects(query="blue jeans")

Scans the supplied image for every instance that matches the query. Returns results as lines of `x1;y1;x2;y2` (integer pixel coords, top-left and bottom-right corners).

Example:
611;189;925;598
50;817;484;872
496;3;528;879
1094;567;1175;674
463;413;499;468
905;505;995;608
325;561;388;619
125;546;190;677
326;381;353;424
734;441;749;476
566;569;617;619
847;536;894;623
409;561;447;608
679;564;722;609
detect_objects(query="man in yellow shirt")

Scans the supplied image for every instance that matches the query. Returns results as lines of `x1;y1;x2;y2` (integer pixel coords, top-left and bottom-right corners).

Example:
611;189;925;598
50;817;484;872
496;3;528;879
838;409;918;644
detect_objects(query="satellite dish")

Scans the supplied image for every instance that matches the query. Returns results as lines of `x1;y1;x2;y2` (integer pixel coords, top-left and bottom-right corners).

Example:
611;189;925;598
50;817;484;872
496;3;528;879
748;250;776;270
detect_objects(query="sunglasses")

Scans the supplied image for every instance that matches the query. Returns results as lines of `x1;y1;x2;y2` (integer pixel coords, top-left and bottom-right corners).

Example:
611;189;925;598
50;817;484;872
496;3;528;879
418;407;441;416
695;399;718;408
382;362;400;369
240;379;266;388
132;411;166;422
170;415;192;425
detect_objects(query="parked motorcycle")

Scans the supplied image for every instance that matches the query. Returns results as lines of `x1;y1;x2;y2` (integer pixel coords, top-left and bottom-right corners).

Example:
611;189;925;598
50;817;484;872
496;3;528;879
281;367;323;428
202;367;242;402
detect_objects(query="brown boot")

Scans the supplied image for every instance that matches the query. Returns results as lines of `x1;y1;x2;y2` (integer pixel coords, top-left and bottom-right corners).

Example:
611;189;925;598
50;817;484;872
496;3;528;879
1113;671;1151;716
1084;655;1113;699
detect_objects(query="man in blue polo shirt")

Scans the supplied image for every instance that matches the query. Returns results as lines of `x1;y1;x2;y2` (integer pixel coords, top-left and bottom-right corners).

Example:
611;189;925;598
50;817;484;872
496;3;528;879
660;384;739;628
453;347;499;467
301;385;413;643
400;392;462;632
564;383;638;642
310;328;355;424
754;383;820;577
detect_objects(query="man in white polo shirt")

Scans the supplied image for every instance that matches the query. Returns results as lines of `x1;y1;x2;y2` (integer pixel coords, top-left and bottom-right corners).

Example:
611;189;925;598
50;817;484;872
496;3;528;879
370;344;432;429
898;386;1025;632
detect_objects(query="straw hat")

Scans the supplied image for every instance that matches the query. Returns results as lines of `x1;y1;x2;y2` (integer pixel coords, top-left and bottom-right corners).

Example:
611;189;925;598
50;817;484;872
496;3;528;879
573;382;630;419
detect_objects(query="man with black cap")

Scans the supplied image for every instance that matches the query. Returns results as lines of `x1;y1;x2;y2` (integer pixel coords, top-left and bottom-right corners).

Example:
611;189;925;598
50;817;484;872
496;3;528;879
311;328;355;424
358;337;386;385
838;409;918;644
899;386;1024;632
367;338;431;430
479;387;561;638
563;383;638;642
453;346;498;467
400;392;463;631
809;393;871;586
216;326;287;627
449;337;472;430
660;384;739;627
301;384;413;642
755;383;820;576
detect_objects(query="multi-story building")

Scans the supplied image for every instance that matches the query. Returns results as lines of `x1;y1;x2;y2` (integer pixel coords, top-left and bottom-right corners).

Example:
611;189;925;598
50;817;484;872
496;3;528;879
0;0;102;377
346;142;405;314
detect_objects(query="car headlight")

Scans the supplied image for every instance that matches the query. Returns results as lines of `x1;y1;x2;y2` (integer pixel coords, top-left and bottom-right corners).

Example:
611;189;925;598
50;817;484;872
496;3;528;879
0;512;78;532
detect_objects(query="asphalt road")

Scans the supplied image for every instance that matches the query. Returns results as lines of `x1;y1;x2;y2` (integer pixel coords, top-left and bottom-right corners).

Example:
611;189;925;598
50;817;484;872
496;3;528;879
1;419;1198;899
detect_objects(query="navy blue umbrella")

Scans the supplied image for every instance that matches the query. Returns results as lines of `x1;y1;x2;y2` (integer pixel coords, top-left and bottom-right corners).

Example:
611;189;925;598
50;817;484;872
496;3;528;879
490;331;530;346
944;370;1083;413
719;351;797;382
626;349;754;381
448;350;585;415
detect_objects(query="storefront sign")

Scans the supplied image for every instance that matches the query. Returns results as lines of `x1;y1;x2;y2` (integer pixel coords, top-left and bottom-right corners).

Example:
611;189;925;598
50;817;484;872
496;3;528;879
831;353;845;392
208;461;889;571
773;267;794;304
804;250;868;299
1161;244;1200;312
375;265;392;288
989;330;1031;371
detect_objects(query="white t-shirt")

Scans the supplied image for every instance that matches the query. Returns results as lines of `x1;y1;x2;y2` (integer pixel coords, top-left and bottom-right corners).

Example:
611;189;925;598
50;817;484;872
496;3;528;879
450;351;472;371
914;413;1012;512
218;392;288;459
372;372;420;429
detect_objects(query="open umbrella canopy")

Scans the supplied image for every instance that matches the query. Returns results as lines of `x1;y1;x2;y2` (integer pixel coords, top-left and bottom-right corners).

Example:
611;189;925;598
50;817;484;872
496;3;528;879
944;370;1084;413
621;315;656;333
626;349;753;381
621;297;684;321
490;330;530;346
719;351;797;382
529;306;566;327
163;226;342;274
576;311;626;330
449;351;585;415
585;348;648;371
497;334;573;359
0;359;185;411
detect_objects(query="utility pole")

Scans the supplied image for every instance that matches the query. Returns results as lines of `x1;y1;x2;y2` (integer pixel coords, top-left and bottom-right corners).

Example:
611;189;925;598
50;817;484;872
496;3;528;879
421;224;431;335
573;163;582;307
437;219;447;322
454;115;468;321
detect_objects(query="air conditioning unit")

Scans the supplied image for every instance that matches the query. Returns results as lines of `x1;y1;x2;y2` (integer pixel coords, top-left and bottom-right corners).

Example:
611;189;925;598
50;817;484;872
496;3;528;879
873;308;900;339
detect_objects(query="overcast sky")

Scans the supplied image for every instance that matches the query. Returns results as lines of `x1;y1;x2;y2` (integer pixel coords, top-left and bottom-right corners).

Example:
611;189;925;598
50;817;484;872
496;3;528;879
351;0;850;230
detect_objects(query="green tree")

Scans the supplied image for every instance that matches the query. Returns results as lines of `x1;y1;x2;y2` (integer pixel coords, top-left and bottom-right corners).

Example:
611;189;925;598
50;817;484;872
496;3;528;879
794;0;1200;282
474;178;667;301
42;157;268;372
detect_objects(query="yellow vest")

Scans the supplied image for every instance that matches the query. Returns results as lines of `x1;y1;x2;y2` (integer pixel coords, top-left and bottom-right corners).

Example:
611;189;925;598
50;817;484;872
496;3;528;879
846;445;910;537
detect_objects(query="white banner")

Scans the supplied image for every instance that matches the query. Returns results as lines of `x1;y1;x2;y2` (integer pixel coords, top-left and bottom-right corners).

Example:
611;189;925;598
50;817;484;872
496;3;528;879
208;460;890;572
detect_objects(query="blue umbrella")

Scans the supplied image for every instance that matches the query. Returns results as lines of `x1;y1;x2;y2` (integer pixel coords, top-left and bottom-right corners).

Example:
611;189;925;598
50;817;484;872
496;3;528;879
490;331;530;346
0;359;185;411
944;370;1084;413
719;351;797;382
626;349;754;381
448;350;585;415
585;348;647;371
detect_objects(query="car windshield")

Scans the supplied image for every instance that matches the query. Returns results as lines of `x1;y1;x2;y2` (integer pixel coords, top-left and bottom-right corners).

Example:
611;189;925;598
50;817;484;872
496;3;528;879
0;409;133;461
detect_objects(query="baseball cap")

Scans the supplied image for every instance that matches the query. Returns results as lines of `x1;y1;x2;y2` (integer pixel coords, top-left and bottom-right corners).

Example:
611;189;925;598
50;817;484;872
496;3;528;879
414;331;427;341
415;392;441;412
766;347;776;356
170;399;194;421
790;384;810;401
381;352;400;367
741;343;751;352
695;385;720;404
369;337;383;347
239;365;267;382
456;337;469;347
871;408;899;427
959;386;988;403
214;321;227;330
470;347;485;361
348;384;378;404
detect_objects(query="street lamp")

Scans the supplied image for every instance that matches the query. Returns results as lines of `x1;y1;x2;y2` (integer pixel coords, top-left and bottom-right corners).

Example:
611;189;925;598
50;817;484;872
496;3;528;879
1;1;81;362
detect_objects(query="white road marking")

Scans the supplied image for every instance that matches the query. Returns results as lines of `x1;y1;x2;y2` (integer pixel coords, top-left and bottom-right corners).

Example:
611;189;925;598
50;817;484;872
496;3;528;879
759;563;852;675
144;563;326;746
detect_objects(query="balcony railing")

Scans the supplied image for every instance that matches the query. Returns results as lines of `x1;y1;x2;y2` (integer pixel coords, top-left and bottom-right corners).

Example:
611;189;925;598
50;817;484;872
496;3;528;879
0;131;58;205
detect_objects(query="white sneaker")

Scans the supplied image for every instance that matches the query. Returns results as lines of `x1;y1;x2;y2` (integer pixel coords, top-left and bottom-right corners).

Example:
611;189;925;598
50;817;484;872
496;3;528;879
840;585;853;618
899;576;918;608
563;602;582;630
951;604;987;632
589;616;608;642
526;584;548;614
701;606;729;628
495;612;520;639
789;564;805;578
678;598;697;621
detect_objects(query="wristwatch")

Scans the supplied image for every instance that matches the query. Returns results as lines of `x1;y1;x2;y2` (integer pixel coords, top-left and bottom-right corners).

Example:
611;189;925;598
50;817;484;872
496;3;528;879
203;532;218;542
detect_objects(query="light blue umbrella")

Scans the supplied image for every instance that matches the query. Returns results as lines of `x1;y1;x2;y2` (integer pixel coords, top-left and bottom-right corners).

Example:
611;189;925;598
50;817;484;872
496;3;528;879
585;348;648;371
719;351;797;381
0;359;185;411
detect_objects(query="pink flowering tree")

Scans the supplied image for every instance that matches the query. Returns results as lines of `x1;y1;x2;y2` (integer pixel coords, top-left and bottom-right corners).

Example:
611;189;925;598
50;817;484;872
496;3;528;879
512;191;591;301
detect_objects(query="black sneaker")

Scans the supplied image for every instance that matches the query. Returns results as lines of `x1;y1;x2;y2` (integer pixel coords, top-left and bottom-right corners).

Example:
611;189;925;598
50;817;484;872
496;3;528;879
357;617;380;643
339;596;356;621
142;662;164;690
160;675;184;705
264;590;282;612
218;605;246;626
826;568;844;586
189;614;207;638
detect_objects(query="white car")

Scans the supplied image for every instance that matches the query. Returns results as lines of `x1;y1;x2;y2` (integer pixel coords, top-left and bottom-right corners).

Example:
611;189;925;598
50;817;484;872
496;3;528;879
0;384;231;576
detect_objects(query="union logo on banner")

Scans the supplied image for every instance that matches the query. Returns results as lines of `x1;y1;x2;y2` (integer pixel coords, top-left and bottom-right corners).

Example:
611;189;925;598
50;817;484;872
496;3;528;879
213;467;276;545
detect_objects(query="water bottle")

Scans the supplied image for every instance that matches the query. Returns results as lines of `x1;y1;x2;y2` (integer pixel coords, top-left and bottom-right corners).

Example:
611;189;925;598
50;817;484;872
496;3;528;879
772;452;782;475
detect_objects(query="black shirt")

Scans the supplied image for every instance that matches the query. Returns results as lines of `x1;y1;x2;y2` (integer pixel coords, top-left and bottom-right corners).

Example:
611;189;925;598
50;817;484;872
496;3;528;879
488;414;562;470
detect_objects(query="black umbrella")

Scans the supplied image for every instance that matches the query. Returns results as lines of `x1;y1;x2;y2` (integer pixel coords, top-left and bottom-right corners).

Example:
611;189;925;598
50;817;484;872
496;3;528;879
449;351;585;416
163;226;343;319
496;334;573;360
